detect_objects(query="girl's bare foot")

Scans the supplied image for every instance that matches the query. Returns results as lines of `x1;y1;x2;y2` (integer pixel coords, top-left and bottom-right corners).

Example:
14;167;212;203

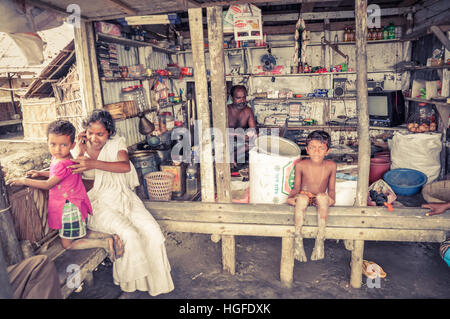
113;234;124;259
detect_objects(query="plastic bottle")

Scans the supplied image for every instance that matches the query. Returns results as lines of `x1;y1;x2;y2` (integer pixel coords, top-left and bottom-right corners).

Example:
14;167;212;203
186;162;198;196
388;21;395;39
383;26;388;40
343;26;349;42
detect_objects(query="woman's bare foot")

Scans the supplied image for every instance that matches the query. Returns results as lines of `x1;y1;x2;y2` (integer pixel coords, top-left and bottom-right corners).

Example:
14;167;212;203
113;234;124;259
107;237;116;262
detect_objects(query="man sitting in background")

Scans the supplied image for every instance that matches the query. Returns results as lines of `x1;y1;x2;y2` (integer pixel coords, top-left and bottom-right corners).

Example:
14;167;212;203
227;85;257;168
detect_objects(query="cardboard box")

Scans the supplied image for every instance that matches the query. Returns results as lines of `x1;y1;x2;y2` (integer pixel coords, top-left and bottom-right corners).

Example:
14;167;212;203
411;79;426;99
425;80;440;100
161;164;186;195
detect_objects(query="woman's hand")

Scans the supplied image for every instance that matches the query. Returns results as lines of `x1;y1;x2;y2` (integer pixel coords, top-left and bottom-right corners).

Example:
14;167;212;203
76;130;88;156
69;156;97;174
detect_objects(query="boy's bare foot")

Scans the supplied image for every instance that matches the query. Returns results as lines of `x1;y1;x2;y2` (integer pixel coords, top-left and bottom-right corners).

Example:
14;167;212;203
113;234;124;259
294;227;307;262
310;239;324;261
107;237;116;262
294;242;308;262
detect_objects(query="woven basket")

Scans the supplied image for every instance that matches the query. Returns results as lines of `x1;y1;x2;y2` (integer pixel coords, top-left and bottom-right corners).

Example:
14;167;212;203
144;171;175;201
104;101;138;119
104;103;126;119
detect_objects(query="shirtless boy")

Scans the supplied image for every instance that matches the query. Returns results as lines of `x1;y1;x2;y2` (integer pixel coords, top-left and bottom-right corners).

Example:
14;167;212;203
287;130;336;261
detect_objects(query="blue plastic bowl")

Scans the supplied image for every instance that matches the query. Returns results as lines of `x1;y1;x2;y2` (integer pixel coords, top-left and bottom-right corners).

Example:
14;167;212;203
383;168;427;196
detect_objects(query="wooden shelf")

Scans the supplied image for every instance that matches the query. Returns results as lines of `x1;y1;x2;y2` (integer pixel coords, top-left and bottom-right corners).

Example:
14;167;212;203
405;97;450;107
0;119;22;127
403;65;450;71
112;102;186;122
253;97;356;102
261;124;408;131
176;39;405;54
97;33;176;54
250;70;397;77
101;75;191;82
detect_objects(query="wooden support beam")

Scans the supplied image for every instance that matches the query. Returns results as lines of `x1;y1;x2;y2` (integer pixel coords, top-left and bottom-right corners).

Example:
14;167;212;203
26;0;88;20
402;10;450;40
301;2;315;13
430;26;450;52
181;16;407;37
353;0;369;290
156;220;446;242
280;237;294;288
106;0;137;15
74;22;96;114
86;22;103;109
350;240;364;288
207;6;234;275
188;8;215;202
207;7;231;203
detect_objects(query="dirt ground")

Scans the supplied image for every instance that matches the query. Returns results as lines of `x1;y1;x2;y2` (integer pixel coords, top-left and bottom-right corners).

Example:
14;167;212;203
1;132;449;301
67;231;450;300
0;133;50;181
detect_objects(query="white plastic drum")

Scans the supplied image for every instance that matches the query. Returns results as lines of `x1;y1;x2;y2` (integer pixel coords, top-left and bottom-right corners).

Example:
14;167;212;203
249;135;301;204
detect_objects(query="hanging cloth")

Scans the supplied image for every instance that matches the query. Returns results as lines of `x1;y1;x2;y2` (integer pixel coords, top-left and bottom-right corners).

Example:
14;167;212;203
293;17;308;68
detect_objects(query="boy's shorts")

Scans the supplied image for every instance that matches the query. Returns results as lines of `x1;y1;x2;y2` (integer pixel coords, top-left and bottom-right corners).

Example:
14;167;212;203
300;190;317;206
59;200;87;239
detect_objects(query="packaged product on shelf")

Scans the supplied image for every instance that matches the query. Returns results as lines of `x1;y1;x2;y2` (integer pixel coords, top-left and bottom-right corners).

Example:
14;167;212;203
95;22;122;36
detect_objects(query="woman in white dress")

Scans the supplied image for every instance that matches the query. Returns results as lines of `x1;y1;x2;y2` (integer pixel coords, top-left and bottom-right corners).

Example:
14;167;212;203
69;109;174;296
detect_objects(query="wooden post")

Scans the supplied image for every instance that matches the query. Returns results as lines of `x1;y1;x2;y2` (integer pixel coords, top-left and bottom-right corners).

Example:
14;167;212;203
207;6;236;275
74;21;97;114
280;236;294;288
188;8;216;202
221;235;235;274
0;166;23;266
0;242;13;299
352;0;369;289
85;22;103;109
207;6;231;203
350;239;364;288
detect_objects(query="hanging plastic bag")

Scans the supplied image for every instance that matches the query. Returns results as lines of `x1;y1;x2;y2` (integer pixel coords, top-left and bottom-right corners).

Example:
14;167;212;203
152;78;168;103
368;179;396;210
389;131;442;184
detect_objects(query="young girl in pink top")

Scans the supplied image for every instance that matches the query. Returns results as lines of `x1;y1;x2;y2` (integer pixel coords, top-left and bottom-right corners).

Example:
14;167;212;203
8;120;123;261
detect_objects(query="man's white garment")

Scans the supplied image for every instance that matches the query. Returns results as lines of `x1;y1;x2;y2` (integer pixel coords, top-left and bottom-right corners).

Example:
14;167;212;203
84;136;174;295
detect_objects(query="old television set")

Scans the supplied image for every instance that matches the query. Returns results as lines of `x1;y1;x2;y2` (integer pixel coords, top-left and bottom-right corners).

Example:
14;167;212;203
368;90;405;127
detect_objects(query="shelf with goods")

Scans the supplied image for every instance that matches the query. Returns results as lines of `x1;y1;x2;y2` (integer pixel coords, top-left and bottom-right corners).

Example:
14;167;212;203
252;97;356;102
96;33;176;55
402;64;450;71
260;124;408;131
249;70;399;78
405;97;449;108
100;75;191;82
175;39;405;55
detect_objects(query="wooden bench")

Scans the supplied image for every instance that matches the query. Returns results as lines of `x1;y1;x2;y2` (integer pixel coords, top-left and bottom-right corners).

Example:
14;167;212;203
145;201;450;288
42;241;107;299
